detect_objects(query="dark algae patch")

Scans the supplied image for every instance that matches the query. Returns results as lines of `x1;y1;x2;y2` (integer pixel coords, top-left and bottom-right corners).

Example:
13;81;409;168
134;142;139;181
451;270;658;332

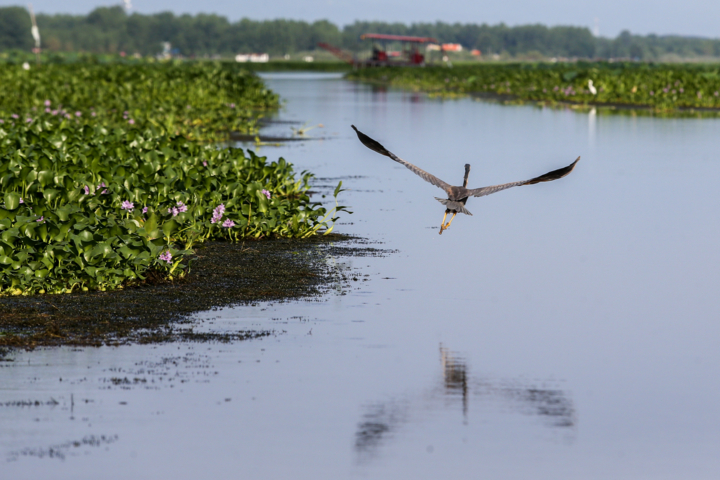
0;235;389;352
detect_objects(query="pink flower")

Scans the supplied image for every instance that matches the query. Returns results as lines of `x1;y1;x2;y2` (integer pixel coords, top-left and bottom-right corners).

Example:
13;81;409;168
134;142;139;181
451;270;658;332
176;201;188;213
715;91;719;96
142;206;148;214
19;198;24;204
697;92;702;99
128;119;135;125
91;112;97;117
36;216;44;223
75;111;82;117
211;204;225;224
168;207;179;217
159;251;172;264
222;219;235;228
51;110;58;115
26;118;32;123
11;114;19;119
261;189;271;199
203;161;208;167
679;88;684;93
650;91;654;96
45;108;51;113
44;100;51;107
84;186;90;195
121;200;134;211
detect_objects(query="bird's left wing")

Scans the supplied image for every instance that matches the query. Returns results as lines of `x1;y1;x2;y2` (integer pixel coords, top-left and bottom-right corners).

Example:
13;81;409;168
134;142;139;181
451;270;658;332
352;125;452;193
467;157;580;198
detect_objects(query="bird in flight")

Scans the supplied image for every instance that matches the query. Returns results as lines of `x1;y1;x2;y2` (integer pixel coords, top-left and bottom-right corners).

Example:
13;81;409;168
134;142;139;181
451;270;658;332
351;125;580;234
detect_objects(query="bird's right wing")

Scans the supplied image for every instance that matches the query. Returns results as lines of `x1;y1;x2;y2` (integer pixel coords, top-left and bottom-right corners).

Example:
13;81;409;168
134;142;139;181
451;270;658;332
468;157;580;198
352;125;452;193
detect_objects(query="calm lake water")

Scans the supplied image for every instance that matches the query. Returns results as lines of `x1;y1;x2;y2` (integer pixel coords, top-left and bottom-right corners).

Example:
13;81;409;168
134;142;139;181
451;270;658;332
3;72;720;479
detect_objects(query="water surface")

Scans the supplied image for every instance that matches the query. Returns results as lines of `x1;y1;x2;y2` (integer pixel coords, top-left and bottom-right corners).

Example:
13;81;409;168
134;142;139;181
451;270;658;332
3;72;720;479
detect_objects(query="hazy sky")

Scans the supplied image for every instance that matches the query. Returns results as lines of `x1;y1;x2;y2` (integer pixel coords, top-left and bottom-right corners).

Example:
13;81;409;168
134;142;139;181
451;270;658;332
6;0;720;38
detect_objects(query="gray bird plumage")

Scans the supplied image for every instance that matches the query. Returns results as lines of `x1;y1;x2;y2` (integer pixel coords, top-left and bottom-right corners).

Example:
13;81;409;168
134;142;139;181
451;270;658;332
351;125;580;234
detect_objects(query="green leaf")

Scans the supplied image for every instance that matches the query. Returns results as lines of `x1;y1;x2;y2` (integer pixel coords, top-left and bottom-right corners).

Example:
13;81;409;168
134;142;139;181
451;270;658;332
162;219;178;237
144;213;158;234
4;192;20;210
38;170;55;187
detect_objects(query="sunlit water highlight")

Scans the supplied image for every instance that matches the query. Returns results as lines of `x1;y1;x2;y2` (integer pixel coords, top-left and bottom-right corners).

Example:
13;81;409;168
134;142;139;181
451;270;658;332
2;72;720;479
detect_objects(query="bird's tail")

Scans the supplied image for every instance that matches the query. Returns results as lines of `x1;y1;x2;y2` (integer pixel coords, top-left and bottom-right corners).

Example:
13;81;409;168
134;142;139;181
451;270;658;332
435;198;473;216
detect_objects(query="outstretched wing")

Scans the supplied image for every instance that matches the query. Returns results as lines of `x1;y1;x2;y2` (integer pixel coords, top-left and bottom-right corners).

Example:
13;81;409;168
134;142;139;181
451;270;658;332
467;157;580;198
352;125;452;193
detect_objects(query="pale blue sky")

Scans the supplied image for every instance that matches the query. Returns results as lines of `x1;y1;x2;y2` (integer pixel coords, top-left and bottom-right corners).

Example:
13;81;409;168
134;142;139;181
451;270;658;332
4;0;720;38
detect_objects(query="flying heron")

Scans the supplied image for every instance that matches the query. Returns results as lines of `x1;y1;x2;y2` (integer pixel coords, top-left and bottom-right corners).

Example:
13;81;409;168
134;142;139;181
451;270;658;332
351;125;580;234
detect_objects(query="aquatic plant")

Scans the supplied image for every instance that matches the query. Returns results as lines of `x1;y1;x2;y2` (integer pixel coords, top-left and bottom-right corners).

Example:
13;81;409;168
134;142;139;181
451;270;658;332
0;120;345;295
0;61;279;141
348;62;720;113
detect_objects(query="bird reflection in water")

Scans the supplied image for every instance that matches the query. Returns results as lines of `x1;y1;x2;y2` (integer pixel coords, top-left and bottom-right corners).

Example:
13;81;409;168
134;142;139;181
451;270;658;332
440;345;469;422
354;344;575;461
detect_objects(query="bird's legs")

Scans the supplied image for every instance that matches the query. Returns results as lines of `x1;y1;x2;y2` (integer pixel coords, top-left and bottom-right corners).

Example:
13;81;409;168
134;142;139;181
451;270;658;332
439;211;448;234
439;211;457;235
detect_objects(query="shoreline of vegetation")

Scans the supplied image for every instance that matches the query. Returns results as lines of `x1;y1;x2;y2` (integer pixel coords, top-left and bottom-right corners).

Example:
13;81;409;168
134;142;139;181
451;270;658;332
0;61;348;301
347;63;720;114
0;235;387;354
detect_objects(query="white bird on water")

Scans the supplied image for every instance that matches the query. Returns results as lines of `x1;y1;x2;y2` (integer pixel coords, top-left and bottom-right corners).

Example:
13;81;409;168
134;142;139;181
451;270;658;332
588;80;597;95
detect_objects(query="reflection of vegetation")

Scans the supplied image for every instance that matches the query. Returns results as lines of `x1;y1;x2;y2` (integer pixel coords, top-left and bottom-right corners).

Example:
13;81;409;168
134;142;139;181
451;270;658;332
349;63;720;114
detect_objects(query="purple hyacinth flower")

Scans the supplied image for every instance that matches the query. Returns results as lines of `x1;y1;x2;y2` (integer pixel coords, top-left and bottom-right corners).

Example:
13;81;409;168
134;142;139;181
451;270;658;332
261;189;271;199
36;216;44;223
121;200;134;211
44;100;51;107
128;119;135;125
19;198;24;204
159;251;173;264
142;206;148;214
222;219;235;228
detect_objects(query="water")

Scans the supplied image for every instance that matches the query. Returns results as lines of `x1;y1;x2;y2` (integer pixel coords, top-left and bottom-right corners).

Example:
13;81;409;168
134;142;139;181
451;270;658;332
3;72;720;479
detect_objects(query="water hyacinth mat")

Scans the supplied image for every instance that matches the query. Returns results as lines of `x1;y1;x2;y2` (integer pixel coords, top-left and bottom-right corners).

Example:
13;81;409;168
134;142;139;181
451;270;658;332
348;62;720;113
0;120;349;297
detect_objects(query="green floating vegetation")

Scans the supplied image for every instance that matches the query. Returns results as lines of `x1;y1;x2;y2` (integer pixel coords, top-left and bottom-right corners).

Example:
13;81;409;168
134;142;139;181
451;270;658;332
0;61;279;141
0;63;346;296
348;62;720;113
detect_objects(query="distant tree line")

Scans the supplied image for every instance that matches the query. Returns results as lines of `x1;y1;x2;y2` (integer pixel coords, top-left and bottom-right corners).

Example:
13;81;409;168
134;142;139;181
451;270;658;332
2;5;720;60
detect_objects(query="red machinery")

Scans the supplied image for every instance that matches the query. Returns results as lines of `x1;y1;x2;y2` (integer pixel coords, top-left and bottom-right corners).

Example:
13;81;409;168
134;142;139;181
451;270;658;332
319;33;438;67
